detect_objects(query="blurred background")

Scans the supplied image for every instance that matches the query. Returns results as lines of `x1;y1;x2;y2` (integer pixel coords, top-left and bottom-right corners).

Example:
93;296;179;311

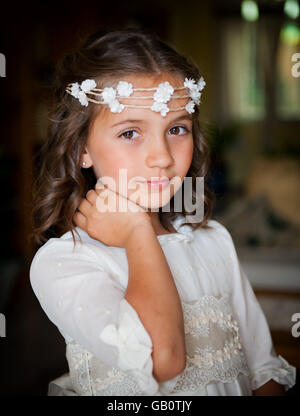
0;0;299;396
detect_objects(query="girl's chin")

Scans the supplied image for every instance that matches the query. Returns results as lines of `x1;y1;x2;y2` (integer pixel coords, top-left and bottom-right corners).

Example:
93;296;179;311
132;194;172;211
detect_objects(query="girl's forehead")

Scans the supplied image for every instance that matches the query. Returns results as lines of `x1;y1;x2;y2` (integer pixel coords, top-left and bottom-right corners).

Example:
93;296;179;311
95;106;191;128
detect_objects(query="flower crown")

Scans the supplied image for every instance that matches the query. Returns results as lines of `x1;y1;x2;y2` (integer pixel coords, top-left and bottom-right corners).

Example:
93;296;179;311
65;77;206;117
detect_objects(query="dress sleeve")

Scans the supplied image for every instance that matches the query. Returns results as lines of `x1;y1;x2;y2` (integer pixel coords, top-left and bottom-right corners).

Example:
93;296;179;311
29;237;159;395
214;221;297;393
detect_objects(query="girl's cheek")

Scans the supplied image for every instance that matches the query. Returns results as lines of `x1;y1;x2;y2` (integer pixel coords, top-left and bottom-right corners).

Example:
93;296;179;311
176;141;193;170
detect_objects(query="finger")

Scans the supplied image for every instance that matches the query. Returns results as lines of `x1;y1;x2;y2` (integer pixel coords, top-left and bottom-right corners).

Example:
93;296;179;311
77;197;93;215
73;210;87;229
95;184;110;196
86;189;98;204
95;186;116;204
112;189;148;213
99;185;148;213
95;183;147;213
126;197;148;213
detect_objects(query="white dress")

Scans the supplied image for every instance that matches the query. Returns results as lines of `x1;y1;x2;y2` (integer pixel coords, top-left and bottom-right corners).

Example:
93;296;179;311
29;216;296;396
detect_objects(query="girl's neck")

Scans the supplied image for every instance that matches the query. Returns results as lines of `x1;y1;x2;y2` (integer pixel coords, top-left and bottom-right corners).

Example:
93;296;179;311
147;212;177;235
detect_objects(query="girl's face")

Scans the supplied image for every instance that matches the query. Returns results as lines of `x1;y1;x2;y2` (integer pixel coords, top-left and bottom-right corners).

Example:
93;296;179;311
83;72;194;210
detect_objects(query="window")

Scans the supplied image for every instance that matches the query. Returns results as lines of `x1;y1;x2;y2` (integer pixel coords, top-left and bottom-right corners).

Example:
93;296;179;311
221;19;265;120
220;17;300;121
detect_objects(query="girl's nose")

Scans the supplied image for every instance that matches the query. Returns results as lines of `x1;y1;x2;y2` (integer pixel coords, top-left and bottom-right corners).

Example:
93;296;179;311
145;136;174;169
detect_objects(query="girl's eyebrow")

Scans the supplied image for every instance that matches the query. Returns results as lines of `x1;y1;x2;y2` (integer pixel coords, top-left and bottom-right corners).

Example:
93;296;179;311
111;114;193;128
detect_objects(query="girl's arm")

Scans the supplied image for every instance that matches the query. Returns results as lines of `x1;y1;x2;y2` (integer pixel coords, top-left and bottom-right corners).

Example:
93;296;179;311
124;222;186;383
252;379;285;396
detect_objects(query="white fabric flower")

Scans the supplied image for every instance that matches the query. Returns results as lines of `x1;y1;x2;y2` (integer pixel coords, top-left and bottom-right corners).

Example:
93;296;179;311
109;99;125;113
70;79;96;106
189;89;201;104
101;87;125;112
153;82;174;103
185;100;196;114
70;82;80;98
78;91;89;107
197;76;206;91
117;81;133;97
184;76;205;107
151;101;169;117
101;87;117;104
81;79;97;92
70;84;88;107
184;77;197;91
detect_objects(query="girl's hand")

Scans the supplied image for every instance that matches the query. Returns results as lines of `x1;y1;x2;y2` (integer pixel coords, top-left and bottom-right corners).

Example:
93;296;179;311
73;184;151;248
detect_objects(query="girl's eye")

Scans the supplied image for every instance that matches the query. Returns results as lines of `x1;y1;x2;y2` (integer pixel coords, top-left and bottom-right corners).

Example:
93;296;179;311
168;125;190;136
118;125;190;142
119;130;140;141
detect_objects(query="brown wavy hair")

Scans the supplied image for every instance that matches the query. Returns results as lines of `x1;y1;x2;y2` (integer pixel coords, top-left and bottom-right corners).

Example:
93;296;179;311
31;27;215;248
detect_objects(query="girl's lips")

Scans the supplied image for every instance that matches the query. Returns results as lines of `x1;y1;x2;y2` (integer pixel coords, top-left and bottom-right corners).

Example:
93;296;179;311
137;179;170;189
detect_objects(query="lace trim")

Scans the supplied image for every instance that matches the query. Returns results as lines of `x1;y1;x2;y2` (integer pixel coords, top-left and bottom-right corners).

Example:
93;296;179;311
66;343;94;395
66;341;144;395
94;367;145;396
172;345;249;393
65;293;250;395
171;294;250;393
183;294;239;336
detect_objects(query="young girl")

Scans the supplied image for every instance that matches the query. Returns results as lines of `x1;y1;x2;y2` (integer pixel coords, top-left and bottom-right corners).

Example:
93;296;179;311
30;28;296;396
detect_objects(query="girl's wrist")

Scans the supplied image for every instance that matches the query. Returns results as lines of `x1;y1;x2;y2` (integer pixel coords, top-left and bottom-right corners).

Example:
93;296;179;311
124;218;155;249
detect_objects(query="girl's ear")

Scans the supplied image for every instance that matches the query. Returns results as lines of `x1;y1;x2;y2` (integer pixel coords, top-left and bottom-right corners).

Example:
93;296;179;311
81;147;93;168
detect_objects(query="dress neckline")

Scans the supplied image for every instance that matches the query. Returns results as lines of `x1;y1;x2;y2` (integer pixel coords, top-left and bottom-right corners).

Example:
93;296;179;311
156;215;194;244
71;215;194;245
